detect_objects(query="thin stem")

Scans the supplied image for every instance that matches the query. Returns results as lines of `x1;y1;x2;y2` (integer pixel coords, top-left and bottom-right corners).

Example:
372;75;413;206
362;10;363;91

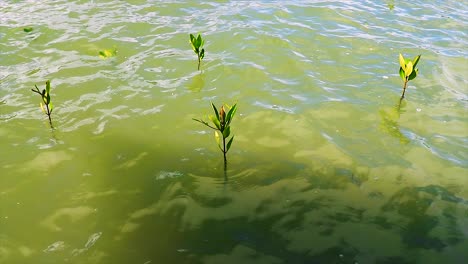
223;161;228;184
401;78;408;99
45;104;53;127
192;118;218;130
222;135;227;166
398;96;404;110
197;55;201;71
32;87;53;128
31;87;42;96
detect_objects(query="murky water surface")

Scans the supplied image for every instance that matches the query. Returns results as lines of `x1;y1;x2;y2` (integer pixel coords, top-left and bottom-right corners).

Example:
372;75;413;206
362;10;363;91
1;1;467;263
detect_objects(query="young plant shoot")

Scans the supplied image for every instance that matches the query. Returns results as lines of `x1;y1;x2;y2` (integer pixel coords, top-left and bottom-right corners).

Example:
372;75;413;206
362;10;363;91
399;53;421;99
189;33;205;71
31;80;54;126
193;103;237;165
99;47;117;59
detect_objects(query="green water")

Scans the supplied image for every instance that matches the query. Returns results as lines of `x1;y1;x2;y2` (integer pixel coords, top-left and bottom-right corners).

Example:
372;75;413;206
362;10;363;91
1;1;467;263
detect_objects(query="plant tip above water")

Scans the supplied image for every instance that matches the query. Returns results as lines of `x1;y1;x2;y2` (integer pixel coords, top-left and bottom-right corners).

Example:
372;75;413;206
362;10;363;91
193;102;237;165
99;47;118;59
398;53;421;99
189;33;205;70
31;80;54;127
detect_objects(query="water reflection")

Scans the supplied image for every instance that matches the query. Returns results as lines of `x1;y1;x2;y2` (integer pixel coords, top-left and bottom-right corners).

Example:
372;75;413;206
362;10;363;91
382;185;468;251
108;152;467;263
41;206;96;232
188;72;205;92
379;97;410;144
21;150;72;173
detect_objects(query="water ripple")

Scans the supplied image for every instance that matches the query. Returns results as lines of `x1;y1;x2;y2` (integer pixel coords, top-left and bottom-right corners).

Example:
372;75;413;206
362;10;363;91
1;3;465;175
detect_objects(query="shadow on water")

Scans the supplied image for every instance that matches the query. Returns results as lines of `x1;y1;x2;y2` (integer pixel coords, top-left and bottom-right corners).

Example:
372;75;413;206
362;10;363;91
188;72;205;92
101;142;468;263
381;185;468;251
5;120;467;264
379;97;410;144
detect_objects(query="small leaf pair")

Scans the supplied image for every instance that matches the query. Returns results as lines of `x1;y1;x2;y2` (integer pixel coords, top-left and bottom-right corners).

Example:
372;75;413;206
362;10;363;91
399;54;420;82
31;80;54;127
193;103;238;164
99;47;117;59
398;53;421;98
189;33;205;70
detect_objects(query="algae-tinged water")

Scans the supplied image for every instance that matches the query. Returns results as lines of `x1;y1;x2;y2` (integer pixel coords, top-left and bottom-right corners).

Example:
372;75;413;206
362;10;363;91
1;1;467;263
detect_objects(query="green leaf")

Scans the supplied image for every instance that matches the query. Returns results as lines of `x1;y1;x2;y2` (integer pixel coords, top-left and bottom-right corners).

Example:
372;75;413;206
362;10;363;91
408;68;418;81
40;103;46;114
190;34;195;45
211;103;219;121
226;103;237;125
196;34;202;48
189;35;195;50
399;67;406;81
223;126;231;138
399;53;406;70
46;94;51;104
405;61;413;77
209;115;221;130
23;27;33;33
49;103;54;113
412;54;421;68
214;131;221;147
227;136;234;152
46;80;51;95
192;118;204;124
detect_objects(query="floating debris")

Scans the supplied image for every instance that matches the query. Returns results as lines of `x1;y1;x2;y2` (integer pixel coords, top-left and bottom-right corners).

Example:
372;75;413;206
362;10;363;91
156;171;183;180
43;241;65;253
71;232;102;256
84;232;102;249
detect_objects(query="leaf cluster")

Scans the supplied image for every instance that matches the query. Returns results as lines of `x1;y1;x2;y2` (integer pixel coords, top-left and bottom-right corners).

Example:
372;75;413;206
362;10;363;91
193;103;237;154
99;47;117;59
399;54;421;82
190;33;205;70
31;80;54;115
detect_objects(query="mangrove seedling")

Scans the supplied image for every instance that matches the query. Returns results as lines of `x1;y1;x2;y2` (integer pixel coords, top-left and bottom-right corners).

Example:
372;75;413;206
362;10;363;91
31;80;54;126
99;47;117;59
193;103;237;165
399;53;421;99
189;33;205;70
